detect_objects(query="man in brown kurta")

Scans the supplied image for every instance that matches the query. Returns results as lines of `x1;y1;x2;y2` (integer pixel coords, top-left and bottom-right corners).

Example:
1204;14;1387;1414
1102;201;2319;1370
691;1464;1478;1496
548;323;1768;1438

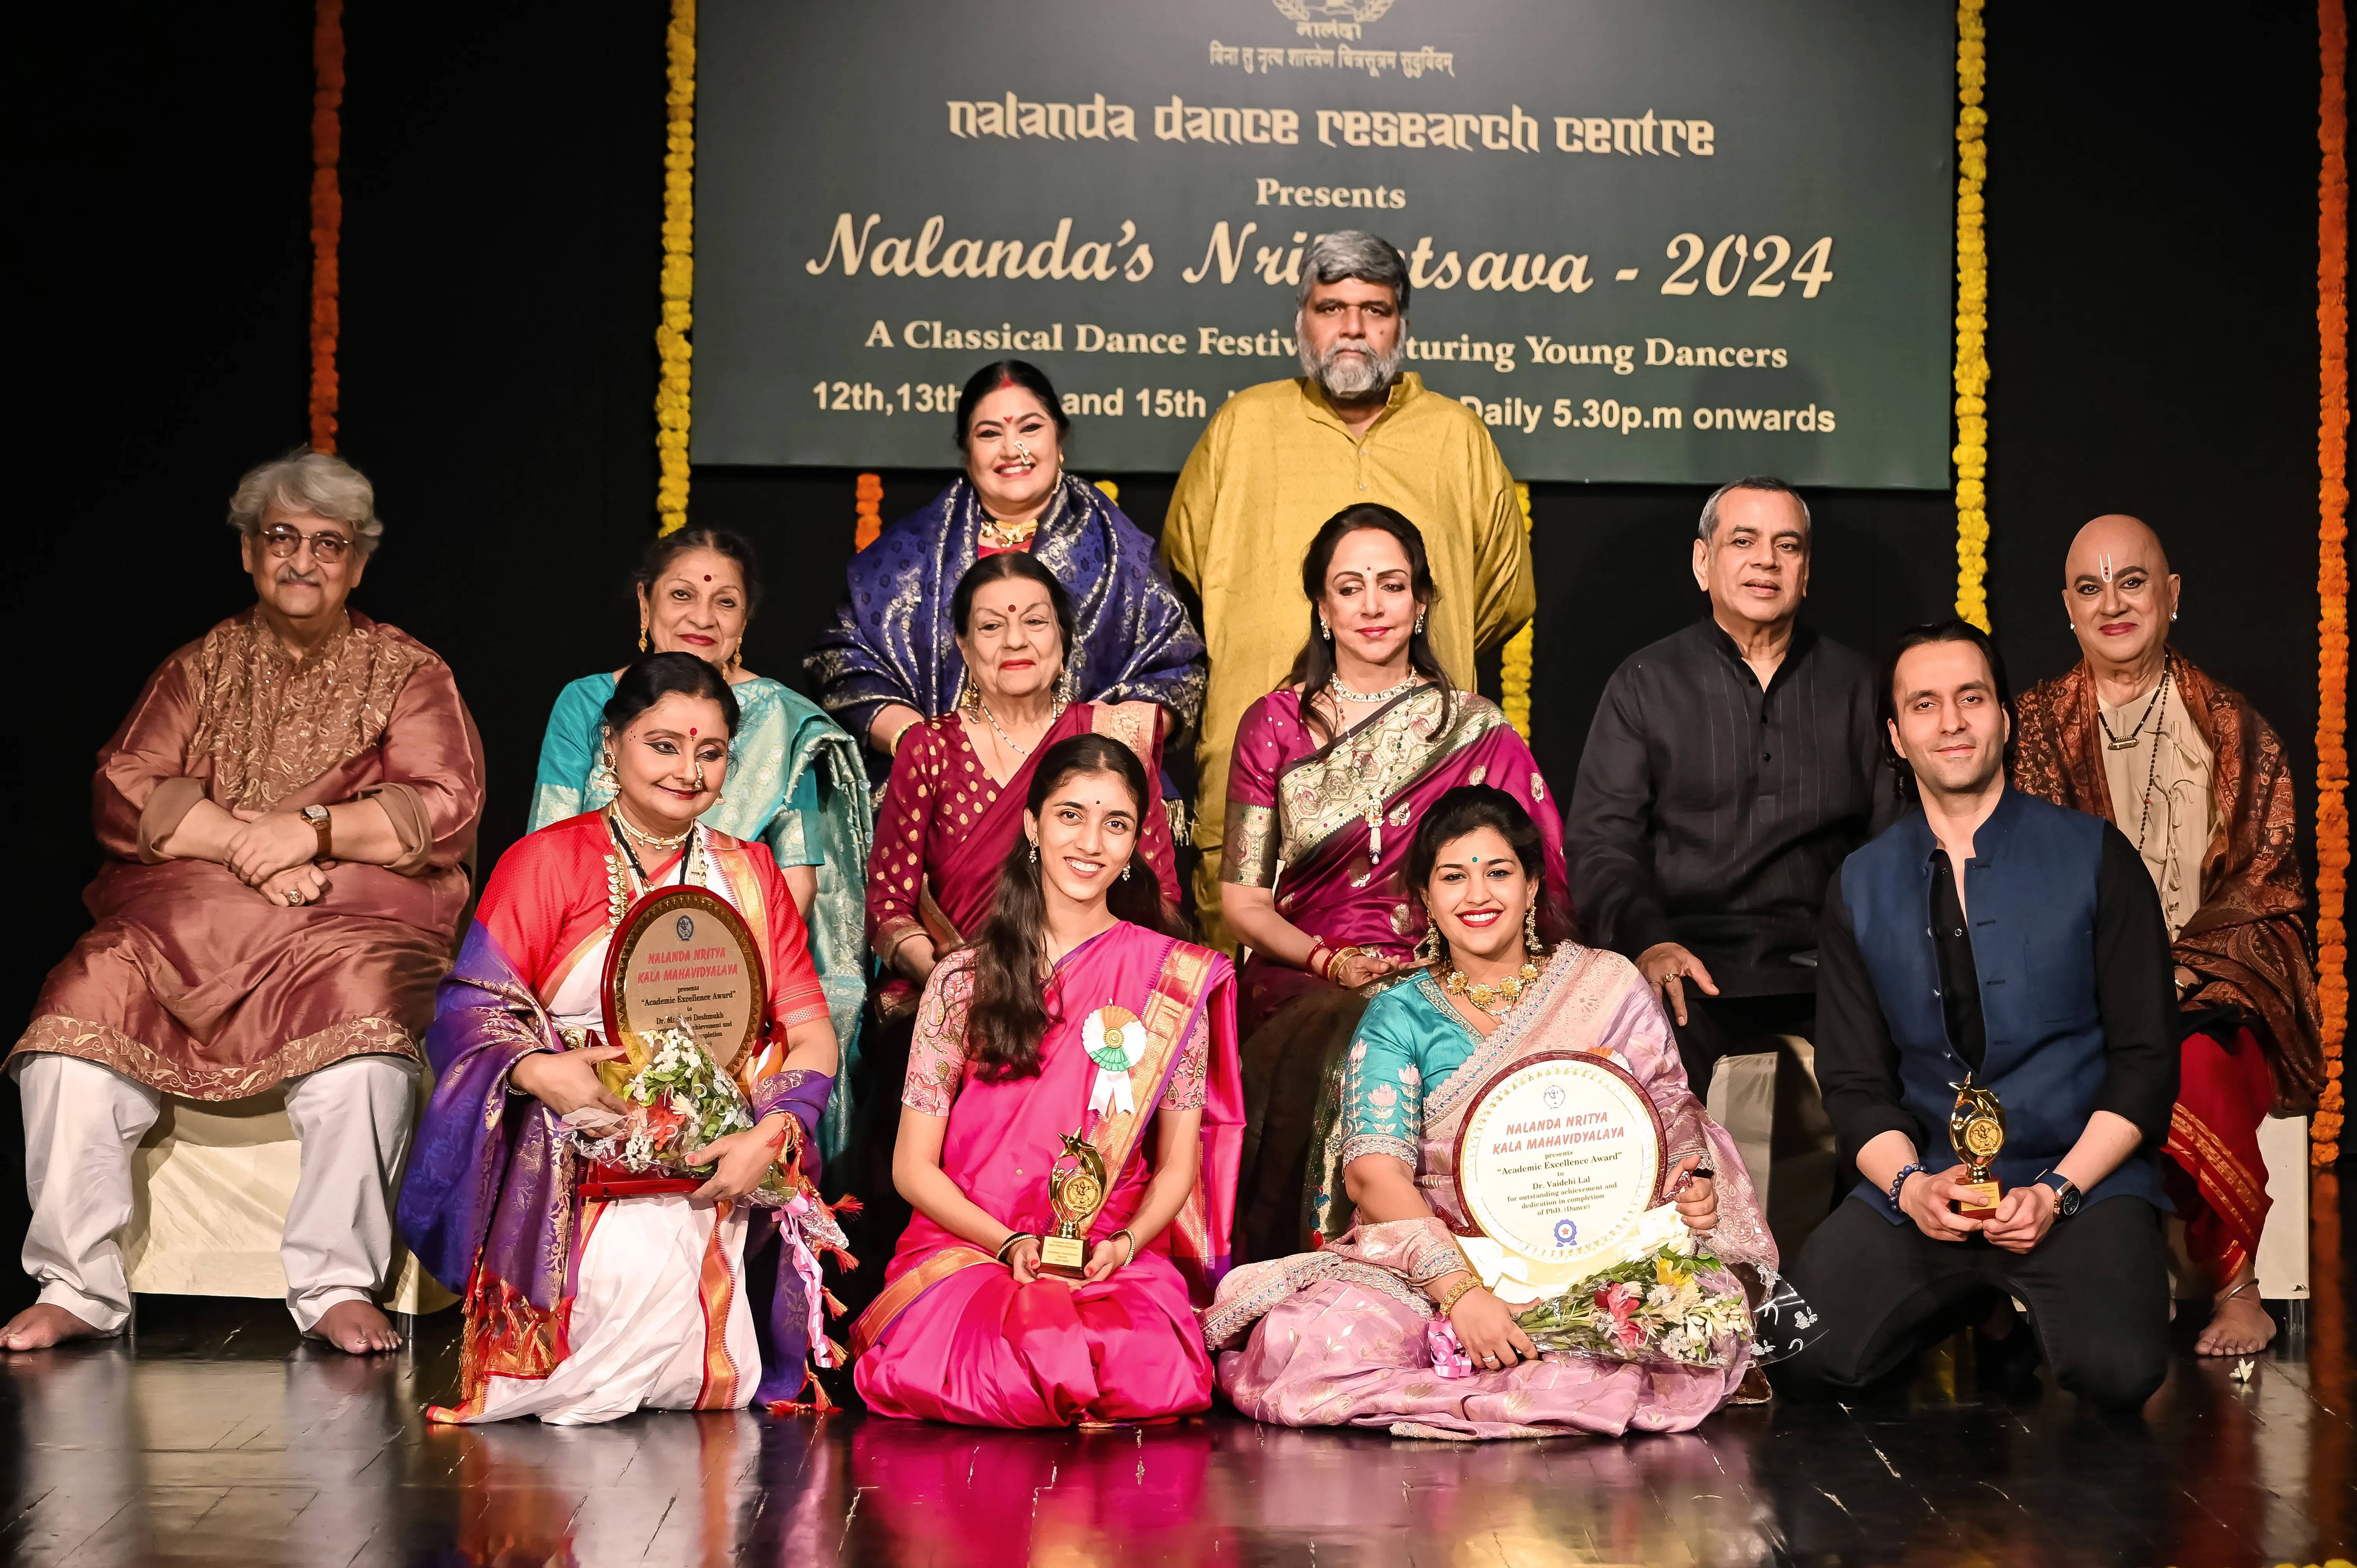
5;451;484;1353
2012;514;2322;1358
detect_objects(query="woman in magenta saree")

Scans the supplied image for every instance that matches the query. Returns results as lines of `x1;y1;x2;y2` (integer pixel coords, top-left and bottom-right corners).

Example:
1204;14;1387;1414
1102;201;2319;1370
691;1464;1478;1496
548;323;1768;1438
852;735;1241;1427
1220;507;1565;1264
1208;788;1774;1440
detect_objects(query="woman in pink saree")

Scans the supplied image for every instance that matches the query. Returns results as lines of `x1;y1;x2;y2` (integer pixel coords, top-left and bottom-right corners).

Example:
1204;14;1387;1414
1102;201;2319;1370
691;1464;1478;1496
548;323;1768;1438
1221;506;1566;1263
853;734;1241;1427
1209;787;1776;1439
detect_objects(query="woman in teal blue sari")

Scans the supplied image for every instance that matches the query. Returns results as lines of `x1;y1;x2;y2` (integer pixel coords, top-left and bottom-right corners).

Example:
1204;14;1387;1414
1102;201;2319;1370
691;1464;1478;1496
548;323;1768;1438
528;526;873;1159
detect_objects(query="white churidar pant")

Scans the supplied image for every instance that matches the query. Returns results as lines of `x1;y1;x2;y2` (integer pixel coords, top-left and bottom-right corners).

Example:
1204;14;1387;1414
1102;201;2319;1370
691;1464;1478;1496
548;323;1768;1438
12;1051;415;1334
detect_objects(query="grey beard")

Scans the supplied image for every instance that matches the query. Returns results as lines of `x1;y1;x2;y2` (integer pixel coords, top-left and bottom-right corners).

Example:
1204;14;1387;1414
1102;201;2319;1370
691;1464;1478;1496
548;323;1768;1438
1302;335;1400;400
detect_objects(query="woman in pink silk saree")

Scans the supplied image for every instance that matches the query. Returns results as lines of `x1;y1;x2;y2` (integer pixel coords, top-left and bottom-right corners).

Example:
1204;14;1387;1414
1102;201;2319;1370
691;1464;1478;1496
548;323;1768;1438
1208;787;1776;1440
1220;507;1566;1264
852;734;1242;1427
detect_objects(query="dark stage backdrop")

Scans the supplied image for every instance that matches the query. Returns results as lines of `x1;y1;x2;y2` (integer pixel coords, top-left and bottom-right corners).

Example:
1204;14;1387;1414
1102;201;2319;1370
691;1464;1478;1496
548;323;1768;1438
3;2;2343;1315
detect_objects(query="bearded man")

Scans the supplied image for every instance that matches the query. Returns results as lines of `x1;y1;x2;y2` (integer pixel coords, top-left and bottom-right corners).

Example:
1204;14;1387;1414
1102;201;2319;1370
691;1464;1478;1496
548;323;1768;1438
1162;230;1535;945
5;450;484;1355
2012;514;2322;1358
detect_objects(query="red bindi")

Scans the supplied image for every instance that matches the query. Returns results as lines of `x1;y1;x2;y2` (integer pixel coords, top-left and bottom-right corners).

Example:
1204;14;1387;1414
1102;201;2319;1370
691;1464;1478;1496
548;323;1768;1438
689;727;698;736
703;574;711;581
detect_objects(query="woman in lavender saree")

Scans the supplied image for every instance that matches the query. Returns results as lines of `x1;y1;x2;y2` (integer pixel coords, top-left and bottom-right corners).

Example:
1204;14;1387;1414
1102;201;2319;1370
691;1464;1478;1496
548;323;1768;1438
853;735;1242;1427
1221;506;1566;1263
1209;788;1774;1439
399;655;843;1424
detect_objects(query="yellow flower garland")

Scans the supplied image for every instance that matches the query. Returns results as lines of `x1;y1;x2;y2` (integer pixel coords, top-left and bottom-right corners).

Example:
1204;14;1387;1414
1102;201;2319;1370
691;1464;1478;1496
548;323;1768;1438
654;0;696;535
2313;0;2347;1164
1952;0;1990;631
1500;482;1535;739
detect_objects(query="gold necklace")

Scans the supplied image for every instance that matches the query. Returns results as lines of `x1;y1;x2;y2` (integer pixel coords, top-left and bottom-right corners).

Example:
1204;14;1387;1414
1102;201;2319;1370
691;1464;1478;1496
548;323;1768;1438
611;805;693;849
979;515;1040;550
1445;956;1541;1015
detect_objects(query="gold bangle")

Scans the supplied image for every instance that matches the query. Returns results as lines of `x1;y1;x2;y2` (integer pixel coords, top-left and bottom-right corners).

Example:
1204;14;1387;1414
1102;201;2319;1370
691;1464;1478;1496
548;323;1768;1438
1432;1275;1482;1316
1110;1227;1136;1263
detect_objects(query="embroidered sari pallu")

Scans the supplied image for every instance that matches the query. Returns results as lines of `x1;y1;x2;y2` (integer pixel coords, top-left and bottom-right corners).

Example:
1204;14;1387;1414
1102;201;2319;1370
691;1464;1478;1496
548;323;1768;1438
1207;946;1775;1441
398;812;838;1425
1223;685;1566;1261
852;928;1240;1428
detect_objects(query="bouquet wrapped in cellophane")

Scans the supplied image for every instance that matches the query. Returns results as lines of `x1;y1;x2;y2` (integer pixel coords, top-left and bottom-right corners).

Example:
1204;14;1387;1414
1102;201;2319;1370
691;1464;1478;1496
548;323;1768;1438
1509;1230;1753;1370
559;1024;800;1208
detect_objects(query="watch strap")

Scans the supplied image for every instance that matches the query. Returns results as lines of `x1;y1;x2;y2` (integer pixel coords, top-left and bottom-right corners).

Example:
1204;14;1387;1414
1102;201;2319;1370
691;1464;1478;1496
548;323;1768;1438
303;804;333;860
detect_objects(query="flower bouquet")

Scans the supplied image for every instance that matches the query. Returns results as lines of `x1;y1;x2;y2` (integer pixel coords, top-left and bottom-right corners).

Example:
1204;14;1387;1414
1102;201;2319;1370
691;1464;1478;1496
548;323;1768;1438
1509;1233;1753;1370
560;1024;798;1207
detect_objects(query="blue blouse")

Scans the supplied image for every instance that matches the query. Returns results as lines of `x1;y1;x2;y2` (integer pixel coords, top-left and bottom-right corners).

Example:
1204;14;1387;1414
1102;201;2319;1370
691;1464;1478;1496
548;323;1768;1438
1342;974;1483;1168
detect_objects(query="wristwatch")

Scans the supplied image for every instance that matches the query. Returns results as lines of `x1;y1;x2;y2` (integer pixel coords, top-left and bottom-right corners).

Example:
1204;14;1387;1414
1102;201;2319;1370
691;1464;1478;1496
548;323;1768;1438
301;803;333;859
2035;1170;2082;1218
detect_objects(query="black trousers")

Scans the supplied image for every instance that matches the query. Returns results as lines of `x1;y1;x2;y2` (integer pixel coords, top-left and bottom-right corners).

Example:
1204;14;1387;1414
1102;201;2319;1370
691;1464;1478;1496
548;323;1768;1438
1668;990;1814;1101
1777;1194;2171;1413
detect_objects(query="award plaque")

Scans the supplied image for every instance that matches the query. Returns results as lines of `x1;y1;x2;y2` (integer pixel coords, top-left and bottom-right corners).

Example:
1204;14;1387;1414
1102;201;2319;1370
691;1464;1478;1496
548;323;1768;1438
1040;1131;1110;1277
600;885;767;1081
1451;1051;1669;1294
1947;1076;2006;1219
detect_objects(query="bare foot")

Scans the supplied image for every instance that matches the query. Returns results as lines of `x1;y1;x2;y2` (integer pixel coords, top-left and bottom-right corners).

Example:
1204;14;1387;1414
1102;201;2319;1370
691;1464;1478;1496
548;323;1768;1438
0;1303;106;1351
308;1300;402;1354
2195;1283;2277;1358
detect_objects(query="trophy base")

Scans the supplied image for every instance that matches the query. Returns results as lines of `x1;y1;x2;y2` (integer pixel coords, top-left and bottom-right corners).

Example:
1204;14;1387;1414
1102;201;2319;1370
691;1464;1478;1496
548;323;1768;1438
1038;1234;1089;1277
1952;1179;2003;1220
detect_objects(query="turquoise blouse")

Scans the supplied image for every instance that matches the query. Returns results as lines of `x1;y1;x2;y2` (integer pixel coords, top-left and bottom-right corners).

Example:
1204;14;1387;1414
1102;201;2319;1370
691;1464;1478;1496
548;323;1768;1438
527;671;875;1160
1343;974;1483;1168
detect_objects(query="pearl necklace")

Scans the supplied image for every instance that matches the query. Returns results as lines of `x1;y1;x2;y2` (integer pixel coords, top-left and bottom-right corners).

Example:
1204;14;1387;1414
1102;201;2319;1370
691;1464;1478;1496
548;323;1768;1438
611;806;692;849
977;694;1066;758
1445;957;1541;1015
1329;673;1423;703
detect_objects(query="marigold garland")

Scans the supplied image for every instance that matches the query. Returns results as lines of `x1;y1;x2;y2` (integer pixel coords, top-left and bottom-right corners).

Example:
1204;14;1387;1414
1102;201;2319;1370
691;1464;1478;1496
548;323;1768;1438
654;0;697;535
1094;479;1120;506
853;473;884;551
2314;0;2348;1165
1951;0;1990;632
1500;482;1535;739
308;0;343;454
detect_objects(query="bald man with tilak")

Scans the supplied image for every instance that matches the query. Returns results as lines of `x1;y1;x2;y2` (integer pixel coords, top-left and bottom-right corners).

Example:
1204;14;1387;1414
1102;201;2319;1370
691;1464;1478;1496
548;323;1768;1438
2012;513;2324;1357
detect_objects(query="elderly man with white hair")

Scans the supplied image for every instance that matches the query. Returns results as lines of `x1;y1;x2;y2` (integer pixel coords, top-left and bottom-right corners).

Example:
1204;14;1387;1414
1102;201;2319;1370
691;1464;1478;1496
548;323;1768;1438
1162;230;1535;948
5;450;484;1355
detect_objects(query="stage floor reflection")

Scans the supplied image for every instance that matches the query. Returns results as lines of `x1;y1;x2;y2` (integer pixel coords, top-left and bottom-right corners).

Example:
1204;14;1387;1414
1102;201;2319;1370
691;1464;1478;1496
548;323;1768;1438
2;1180;2349;1567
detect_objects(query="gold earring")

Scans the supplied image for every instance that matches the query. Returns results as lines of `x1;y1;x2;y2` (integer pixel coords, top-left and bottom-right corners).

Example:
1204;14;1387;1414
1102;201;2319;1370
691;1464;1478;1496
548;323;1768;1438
1524;905;1541;953
638;620;650;653
729;638;743;669
1028;841;1039;865
1320;619;1332;642
1415;610;1427;634
1415;916;1443;966
593;747;618;794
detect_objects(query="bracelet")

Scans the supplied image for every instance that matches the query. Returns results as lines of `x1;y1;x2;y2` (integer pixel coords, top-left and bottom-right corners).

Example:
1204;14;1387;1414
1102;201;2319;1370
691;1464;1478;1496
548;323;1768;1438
1887;1162;1928;1210
1307;944;1334;980
1432;1276;1482;1316
1327;944;1366;983
886;718;922;756
995;1231;1035;1263
1109;1227;1136;1263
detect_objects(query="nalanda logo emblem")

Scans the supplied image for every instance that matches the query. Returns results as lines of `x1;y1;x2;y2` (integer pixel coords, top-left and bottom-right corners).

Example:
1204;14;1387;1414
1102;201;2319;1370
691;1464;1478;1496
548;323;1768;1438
1274;0;1396;25
674;915;696;941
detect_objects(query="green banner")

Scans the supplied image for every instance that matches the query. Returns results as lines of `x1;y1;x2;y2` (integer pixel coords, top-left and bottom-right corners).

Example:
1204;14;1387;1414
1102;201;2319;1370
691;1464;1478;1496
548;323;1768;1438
694;0;1952;487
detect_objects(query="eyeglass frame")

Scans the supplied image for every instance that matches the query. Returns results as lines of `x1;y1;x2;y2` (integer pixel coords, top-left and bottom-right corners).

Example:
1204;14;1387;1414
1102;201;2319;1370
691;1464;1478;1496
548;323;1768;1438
251;523;358;563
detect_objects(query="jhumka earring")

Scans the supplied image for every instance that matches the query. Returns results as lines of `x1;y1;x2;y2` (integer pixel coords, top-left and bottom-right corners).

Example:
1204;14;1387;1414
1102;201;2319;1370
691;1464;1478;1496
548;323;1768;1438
638;620;650;653
1524;905;1542;953
1414;916;1444;966
592;746;619;794
729;639;744;669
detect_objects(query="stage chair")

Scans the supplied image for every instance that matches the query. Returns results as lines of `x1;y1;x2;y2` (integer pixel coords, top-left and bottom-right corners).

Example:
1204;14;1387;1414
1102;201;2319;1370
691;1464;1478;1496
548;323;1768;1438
123;1077;453;1323
2255;1114;2311;1337
1706;1036;1837;1259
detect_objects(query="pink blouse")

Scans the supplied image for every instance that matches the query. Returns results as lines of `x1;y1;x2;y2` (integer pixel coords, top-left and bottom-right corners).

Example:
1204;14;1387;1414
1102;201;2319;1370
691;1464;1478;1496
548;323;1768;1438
901;951;1210;1117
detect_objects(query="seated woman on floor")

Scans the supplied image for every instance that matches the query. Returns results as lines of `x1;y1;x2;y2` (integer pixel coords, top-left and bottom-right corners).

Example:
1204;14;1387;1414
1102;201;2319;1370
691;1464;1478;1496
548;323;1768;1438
851;734;1241;1428
1221;504;1565;1263
1207;786;1776;1439
528;526;870;1158
399;653;841;1424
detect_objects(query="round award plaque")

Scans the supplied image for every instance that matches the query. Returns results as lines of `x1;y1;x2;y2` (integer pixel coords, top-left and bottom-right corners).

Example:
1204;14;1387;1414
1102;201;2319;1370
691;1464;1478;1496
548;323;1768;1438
600;886;767;1071
1450;1051;1668;1285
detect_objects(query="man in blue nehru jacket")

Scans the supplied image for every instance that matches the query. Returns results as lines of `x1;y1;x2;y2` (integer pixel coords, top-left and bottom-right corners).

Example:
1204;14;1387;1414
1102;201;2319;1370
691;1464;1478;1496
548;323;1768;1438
1779;620;2179;1412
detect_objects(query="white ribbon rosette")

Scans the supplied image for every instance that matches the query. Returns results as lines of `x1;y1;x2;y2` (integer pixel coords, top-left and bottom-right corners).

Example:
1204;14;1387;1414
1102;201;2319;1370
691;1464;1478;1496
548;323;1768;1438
1083;1005;1145;1118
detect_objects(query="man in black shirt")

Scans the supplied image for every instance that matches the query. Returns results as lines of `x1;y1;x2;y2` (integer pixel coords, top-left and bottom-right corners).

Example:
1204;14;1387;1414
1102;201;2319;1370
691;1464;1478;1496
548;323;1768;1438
1779;622;2178;1413
1568;477;1888;1095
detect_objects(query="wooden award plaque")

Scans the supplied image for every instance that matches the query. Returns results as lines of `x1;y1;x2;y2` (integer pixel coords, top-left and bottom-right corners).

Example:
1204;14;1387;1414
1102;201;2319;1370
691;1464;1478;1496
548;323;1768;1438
1450;1051;1669;1294
600;885;767;1074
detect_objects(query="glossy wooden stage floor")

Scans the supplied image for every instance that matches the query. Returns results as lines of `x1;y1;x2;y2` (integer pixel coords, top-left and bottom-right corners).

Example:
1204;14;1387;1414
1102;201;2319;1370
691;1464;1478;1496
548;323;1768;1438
2;1182;2348;1568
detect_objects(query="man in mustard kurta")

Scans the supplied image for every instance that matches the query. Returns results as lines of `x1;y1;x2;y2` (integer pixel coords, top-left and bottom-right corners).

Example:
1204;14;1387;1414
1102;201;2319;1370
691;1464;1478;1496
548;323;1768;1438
1163;230;1535;945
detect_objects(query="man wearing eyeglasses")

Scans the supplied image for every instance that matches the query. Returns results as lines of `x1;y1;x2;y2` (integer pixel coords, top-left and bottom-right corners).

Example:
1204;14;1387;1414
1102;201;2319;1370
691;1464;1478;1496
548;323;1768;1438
5;450;484;1357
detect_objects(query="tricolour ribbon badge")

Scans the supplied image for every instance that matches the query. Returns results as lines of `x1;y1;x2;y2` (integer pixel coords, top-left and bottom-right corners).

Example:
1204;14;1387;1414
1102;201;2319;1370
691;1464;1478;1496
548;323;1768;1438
1083;1005;1145;1118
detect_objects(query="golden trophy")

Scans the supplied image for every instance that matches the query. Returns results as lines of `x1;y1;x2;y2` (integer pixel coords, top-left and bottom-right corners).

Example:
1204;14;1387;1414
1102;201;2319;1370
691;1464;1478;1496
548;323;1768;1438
1947;1075;2007;1219
1039;1130;1110;1277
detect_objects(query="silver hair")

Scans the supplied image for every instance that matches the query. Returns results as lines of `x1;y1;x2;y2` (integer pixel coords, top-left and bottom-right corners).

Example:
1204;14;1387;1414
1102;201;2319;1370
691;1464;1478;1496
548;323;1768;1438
1292;230;1411;315
1696;475;1809;545
225;449;384;555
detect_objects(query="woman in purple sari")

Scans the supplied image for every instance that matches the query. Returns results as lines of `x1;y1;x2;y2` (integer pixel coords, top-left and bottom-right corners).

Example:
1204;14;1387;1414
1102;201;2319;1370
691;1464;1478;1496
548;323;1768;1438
1208;787;1775;1439
804;360;1205;790
852;735;1242;1427
1221;505;1567;1264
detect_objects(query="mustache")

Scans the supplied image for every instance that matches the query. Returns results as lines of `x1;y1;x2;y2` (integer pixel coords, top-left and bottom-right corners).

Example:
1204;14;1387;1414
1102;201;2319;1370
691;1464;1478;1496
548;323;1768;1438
274;568;323;587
